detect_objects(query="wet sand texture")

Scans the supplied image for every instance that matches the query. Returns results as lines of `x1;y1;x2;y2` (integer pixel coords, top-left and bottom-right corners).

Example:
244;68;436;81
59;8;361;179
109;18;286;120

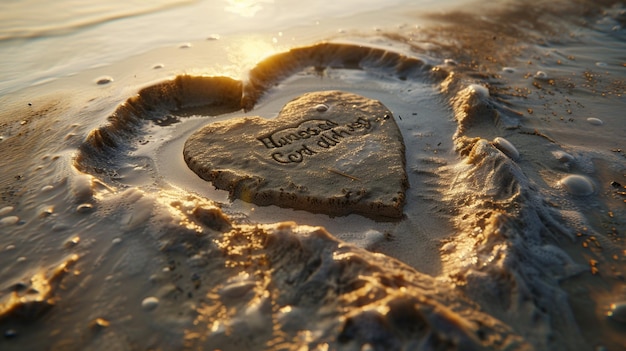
184;91;408;220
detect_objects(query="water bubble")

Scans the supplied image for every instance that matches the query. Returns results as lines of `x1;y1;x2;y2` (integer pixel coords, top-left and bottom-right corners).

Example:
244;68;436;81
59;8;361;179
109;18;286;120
607;302;626;323
444;59;457;66
558;174;594;196
492;137;519;160
595;62;608;67
0;206;13;216
315;104;328;112
534;71;548;79
0;216;19;226
141;296;159;311
95;76;113;85
16;256;26;263
586;117;603;126
41;185;54;192
112;238;122;245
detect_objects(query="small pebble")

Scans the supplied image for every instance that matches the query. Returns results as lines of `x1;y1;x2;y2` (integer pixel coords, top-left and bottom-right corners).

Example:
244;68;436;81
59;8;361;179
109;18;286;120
76;203;94;213
607;302;626;323
0;206;14;216
141;296;159;311
559;174;595;196
39;206;54;217
552;150;574;164
534;70;548;79
95;76;113;85
4;329;17;339
0;216;20;226
586;117;603;126
90;318;110;330
502;67;516;73
468;84;489;98
315;104;328;112
492;137;519;160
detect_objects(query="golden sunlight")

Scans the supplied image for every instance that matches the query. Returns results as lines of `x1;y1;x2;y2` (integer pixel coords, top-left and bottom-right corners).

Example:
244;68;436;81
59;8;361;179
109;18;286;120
224;0;274;18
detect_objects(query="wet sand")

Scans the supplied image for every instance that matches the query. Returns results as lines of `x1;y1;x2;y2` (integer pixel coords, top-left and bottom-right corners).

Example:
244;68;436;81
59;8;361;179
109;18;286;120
1;1;625;350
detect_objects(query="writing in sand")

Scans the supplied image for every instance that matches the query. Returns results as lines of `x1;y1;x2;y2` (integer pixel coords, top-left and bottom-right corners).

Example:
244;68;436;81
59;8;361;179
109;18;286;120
257;117;372;164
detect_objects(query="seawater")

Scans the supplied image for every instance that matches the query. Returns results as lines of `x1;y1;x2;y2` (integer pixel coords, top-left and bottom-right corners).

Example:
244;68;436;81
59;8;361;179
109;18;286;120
0;1;625;350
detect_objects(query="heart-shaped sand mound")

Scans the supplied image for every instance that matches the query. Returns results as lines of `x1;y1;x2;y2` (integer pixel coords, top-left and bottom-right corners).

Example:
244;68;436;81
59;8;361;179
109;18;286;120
183;91;407;220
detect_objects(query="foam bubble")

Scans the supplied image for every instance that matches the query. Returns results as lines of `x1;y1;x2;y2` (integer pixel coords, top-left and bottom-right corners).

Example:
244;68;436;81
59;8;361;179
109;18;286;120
558;174;595;196
586;117;603;125
76;203;94;213
315;103;329;112
492;137;519;160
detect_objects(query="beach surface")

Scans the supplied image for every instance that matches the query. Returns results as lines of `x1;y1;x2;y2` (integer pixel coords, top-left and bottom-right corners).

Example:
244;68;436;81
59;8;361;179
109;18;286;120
1;1;625;350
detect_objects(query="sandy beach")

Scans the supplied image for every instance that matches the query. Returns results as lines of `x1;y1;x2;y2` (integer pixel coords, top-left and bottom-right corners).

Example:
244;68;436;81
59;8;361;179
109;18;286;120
1;0;625;350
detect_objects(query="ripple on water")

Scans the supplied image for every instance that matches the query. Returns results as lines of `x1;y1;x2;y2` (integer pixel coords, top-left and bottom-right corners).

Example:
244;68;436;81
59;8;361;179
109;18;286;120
558;174;595;196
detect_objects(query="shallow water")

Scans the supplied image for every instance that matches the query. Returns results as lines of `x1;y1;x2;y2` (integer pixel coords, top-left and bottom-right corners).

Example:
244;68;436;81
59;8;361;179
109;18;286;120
1;0;625;350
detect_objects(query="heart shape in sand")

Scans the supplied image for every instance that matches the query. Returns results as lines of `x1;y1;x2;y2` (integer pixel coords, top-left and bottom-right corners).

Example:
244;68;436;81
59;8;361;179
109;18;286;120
183;91;408;220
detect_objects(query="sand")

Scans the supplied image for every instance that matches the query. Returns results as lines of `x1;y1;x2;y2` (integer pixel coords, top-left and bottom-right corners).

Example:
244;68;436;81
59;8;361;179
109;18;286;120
184;91;408;220
0;1;625;350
